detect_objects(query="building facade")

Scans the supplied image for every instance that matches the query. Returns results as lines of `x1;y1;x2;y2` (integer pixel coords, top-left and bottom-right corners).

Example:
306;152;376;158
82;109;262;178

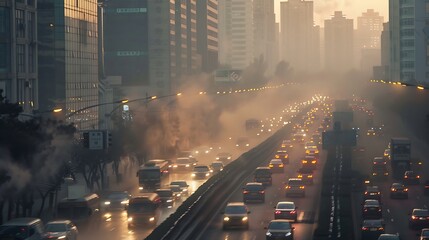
218;0;254;70
0;0;37;113
253;0;276;74
389;0;429;85
196;0;218;73
38;0;99;129
324;11;354;73
357;9;384;73
280;0;319;73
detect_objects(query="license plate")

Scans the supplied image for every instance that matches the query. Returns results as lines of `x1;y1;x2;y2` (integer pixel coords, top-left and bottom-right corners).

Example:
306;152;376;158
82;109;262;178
370;228;377;231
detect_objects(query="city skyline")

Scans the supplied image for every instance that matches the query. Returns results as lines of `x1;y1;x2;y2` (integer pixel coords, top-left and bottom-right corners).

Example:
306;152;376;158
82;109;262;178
275;0;388;27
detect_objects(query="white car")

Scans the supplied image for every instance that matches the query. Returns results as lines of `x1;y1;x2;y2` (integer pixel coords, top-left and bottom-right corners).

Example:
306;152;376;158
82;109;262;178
45;220;79;240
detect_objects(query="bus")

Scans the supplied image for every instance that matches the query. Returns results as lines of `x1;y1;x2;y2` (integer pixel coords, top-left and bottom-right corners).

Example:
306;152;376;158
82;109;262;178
137;159;170;191
56;193;101;231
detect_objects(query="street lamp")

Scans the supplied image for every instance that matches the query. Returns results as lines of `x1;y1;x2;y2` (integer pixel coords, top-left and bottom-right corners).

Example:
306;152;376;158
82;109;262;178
18;108;63;119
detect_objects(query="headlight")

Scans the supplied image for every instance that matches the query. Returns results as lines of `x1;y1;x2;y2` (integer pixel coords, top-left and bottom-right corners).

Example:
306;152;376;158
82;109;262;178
58;236;66;240
228;157;231;160
216;157;220;160
166;199;173;203
266;232;272;237
224;217;230;221
138;187;143;190
246;144;250;146
104;201;111;205
242;216;248;221
121;200;129;205
128;217;133;222
205;173;210;176
285;232;292;236
191;173;196;177
186;164;190;167
149;217;155;222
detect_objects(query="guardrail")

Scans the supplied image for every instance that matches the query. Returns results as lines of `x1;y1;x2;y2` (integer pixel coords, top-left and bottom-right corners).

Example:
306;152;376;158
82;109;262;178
146;109;310;240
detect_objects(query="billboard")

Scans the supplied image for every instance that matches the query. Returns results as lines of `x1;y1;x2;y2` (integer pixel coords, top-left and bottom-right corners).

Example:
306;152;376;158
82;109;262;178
214;69;243;83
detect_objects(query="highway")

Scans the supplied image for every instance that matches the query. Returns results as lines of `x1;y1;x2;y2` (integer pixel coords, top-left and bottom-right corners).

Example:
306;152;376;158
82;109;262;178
351;99;429;240
196;108;327;240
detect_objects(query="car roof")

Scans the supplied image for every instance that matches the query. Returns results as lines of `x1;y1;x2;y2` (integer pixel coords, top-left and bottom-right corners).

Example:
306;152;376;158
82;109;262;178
2;218;41;226
277;201;295;206
366;186;380;191
245;182;263;186
288;178;302;181
270;159;283;163
391;183;404;187
256;167;271;170
171;180;187;183
46;220;72;225
362;219;383;226
156;188;173;192
226;202;246;207
269;219;292;224
364;199;380;206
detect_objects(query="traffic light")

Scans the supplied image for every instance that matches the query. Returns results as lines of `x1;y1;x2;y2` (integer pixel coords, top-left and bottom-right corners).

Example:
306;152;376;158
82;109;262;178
83;132;89;148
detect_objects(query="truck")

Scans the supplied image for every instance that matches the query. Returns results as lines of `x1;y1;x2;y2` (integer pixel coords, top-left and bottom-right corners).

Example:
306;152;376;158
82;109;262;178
390;138;411;179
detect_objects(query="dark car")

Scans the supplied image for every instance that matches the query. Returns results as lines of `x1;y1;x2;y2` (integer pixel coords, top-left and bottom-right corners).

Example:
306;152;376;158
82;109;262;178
377;234;400;240
418;228;429;240
361;219;385;240
269;159;284;173
243;182;265;203
103;191;131;210
45;220;79;240
390;183;408;199
222;202;250;230
155;189;174;208
364;186;381;202
274;201;297;222
404;171;420;185
275;150;290;164
254;167;273;186
297;168;313;185
362;199;382;220
409;209;429;229
265;220;294;240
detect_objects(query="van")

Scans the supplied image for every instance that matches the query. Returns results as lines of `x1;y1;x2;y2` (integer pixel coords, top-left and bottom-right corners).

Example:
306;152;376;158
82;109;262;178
254;167;272;186
0;218;45;240
56;193;101;231
127;193;161;228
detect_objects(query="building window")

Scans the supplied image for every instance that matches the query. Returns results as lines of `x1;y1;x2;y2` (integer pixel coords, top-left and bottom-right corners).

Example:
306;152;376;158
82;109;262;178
16;44;25;73
29;45;35;73
0;43;10;73
16;9;25;38
0;8;10;34
28;12;35;41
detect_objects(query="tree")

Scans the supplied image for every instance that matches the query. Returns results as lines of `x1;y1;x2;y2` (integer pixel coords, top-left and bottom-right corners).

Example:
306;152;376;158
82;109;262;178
274;60;292;81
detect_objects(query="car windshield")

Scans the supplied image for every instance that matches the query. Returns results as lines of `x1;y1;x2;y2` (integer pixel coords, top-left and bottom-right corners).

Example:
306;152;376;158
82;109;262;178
225;205;247;214
270;160;282;164
194;166;209;172
414;210;429;216
171;181;187;187
46;223;67;232
245;185;263;191
0;226;29;239
170;186;181;192
57;206;91;220
363;220;382;227
211;163;223;167
108;193;128;200
128;202;156;213
255;169;271;176
422;230;429;236
156;191;172;197
177;158;190;164
277;203;295;209
268;221;291;230
288;180;302;186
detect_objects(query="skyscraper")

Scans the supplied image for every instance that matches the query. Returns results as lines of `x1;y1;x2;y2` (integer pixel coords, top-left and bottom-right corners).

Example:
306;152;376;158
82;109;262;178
38;0;99;129
218;0;254;70
280;0;319;73
0;0;38;113
324;11;354;73
253;0;276;73
389;0;429;85
196;0;219;73
357;9;384;73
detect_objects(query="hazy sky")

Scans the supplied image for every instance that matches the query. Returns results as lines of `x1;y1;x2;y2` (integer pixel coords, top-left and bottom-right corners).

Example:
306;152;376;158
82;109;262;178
274;0;389;28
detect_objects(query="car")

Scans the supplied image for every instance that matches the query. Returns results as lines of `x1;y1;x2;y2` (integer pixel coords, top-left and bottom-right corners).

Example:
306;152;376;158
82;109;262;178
305;146;319;156
418;228;429;240
311;134;322;145
274;201;297;222
285;178;305;197
0;218;45;240
362;199;382;219
170;180;189;196
377;234;400;240
297;168;313;185
390;183;408;199
361;219;385;240
292;133;305;143
281;140;293;150
192;146;212;156
191;165;212;179
372;163;388;178
210;161;224;172
216;152;232;164
169;185;184;200
425;180;429;196
172;157;197;171
301;155;317;171
265;220;294;240
383;149;391;160
275;150;290;164
304;142;317;150
404;171;420;185
103;191;131;210
364;186;381;202
45;220;78;240
155;189;175;208
222;202;250;230
367;129;376;136
254;167;273;186
236;137;250;148
242;182;265;203
373;157;387;166
269;159;284;173
409;209;429;229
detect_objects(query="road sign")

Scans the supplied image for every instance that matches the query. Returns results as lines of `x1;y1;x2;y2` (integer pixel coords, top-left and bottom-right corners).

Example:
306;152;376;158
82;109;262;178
322;129;357;149
333;111;354;124
89;131;104;150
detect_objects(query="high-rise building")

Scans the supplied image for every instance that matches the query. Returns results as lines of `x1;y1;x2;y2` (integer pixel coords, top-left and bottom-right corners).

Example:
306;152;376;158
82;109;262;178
38;0;99;129
324;11;354;73
196;0;218;73
373;22;390;80
253;0;276;74
0;0;38;113
104;0;200;95
389;0;429;85
218;0;254;70
280;0;319;73
357;9;384;73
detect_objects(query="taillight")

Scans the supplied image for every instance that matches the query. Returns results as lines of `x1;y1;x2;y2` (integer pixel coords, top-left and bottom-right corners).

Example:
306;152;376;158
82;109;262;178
243;190;249;194
279;164;284;168
417;175;420;178
404;188;408;191
362;227;368;230
404;176;408;178
290;210;296;214
269;164;274;168
259;190;265;194
390;188;395;192
299;186;305;189
425;186;429;189
378;227;384;231
412;216;418;220
275;210;281;214
312;160;317;164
